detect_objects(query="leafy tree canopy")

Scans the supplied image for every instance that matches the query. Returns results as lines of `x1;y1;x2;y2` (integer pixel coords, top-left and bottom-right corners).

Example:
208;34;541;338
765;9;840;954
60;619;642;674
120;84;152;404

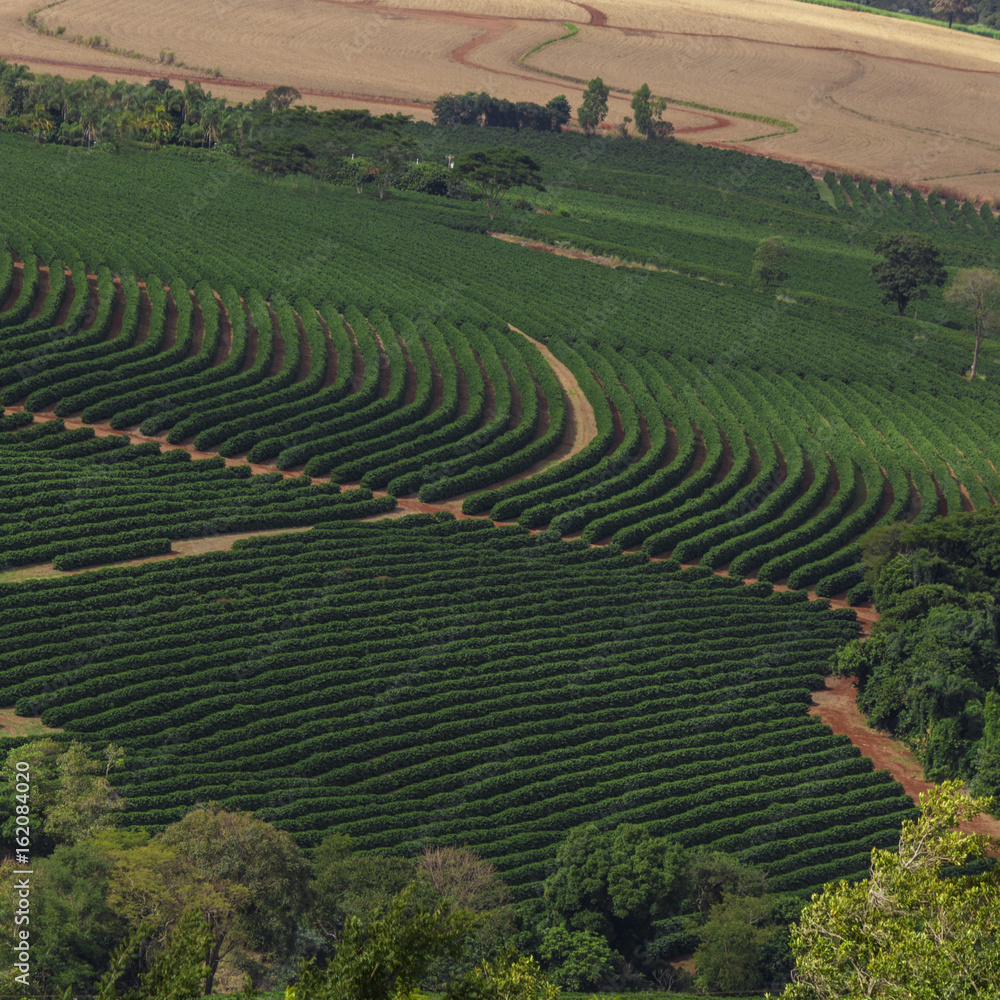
775;782;1000;1000
753;236;791;287
1;739;126;853
454;147;544;222
870;232;946;315
630;84;671;140
577;77;610;135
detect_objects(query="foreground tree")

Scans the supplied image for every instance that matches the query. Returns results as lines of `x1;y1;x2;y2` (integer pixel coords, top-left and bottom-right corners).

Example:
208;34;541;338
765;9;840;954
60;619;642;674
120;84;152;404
157;804;311;995
931;0;977;27
694;894;783;994
1;739;126;853
577;77;610;135
97;909;214;1000
291;885;475;1000
457;950;561;1000
776;782;1000;999
870;232;946;315
311;832;415;940
544;822;686;953
944;267;1000;378
455;148;544;222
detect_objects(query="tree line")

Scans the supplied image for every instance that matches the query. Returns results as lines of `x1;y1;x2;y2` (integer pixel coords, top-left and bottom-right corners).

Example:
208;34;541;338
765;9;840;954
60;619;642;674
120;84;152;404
2;741;996;998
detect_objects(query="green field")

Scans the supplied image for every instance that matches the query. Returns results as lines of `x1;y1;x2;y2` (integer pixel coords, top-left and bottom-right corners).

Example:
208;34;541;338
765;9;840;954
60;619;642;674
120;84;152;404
1;117;996;899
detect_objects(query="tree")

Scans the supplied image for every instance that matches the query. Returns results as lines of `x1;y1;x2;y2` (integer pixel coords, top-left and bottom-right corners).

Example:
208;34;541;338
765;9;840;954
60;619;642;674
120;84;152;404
156;804;311;994
694;895;784;993
291;884;475;1000
27;102;53;141
0;838;124;996
1;740;126;853
538;926;618;991
367;134;417;200
944;267;1000;379
777;781;1000;999
545;95;572;132
418;845;512;913
931;0;977;26
417;845;515;968
136;103;173;151
544;823;686;954
684;849;769;917
630;84;669;139
457;950;561;1000
577;77;609;135
96;909;214;1000
264;85;301;112
870;232;946;316
972;688;1000;803
753;236;791;287
311;832;415;940
455;148;544;222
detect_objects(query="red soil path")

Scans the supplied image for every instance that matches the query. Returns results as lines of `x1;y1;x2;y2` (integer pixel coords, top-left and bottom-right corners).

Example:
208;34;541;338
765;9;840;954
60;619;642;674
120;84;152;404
810;675;1000;843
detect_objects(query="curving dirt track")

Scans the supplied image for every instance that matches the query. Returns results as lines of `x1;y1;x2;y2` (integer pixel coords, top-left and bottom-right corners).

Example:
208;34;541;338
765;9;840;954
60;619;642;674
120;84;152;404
811;675;1000;842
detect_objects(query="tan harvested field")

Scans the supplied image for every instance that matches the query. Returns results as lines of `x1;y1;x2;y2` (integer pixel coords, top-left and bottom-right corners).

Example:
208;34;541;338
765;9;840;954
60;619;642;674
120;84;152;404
1;0;999;196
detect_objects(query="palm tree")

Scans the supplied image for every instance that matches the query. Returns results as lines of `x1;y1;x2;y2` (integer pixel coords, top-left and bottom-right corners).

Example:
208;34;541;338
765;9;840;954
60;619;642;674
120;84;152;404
28;103;53;142
199;98;225;148
137;103;173;151
223;107;250;155
181;80;206;123
0;61;33;117
79;103;100;148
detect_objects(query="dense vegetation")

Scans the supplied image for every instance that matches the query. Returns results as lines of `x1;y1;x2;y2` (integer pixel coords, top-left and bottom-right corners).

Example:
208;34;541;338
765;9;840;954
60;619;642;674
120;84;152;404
836;509;1000;805
0;739;812;996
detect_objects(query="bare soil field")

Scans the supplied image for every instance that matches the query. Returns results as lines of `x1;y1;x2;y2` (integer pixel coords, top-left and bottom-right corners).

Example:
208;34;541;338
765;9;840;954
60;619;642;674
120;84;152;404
3;0;998;197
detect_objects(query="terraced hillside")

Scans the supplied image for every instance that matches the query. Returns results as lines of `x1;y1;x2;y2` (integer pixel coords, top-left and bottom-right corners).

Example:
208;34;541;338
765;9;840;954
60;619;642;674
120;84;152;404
2;235;998;596
1;124;998;898
0;510;916;897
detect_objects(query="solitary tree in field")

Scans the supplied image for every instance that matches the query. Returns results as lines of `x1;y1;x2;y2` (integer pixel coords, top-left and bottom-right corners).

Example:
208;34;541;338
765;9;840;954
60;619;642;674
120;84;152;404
945;267;1000;378
870;232;946;315
630;83;671;140
776;782;1000;1000
931;0;976;28
577;77;610;135
752;236;791;287
455;147;544;222
264;84;301;112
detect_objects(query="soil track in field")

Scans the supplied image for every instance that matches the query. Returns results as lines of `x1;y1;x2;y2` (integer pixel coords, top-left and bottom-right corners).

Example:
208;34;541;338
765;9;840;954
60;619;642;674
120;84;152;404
810;675;1000;843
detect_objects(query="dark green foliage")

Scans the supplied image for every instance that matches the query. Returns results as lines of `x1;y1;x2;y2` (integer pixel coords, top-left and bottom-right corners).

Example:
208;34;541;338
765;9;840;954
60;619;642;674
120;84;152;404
845;510;1000;800
577;78;609;135
454;148;544;221
294;885;473;1000
871;232;947;314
